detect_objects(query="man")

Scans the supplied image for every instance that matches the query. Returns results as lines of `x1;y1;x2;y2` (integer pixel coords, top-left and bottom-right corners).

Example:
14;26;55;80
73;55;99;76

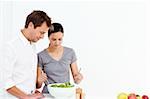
2;10;51;99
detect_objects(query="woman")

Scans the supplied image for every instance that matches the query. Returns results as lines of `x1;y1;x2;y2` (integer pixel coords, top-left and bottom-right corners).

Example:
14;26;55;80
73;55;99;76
36;23;83;93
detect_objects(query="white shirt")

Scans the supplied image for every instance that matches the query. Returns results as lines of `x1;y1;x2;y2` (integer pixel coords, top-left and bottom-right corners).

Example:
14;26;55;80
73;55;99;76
1;32;37;98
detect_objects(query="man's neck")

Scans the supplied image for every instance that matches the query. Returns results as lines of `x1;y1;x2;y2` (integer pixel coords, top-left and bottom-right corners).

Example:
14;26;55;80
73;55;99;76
21;29;31;44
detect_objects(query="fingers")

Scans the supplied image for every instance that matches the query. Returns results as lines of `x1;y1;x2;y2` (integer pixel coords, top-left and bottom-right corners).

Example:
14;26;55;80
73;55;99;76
32;92;45;99
26;93;44;99
34;90;41;93
36;93;44;98
74;73;83;84
38;73;48;83
41;73;47;82
42;73;47;80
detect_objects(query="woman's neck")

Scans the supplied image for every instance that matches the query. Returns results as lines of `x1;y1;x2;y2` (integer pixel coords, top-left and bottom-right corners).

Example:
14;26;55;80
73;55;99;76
48;46;63;53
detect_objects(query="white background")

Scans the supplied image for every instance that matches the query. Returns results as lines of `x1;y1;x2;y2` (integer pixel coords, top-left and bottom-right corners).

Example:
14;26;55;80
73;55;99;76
1;0;150;98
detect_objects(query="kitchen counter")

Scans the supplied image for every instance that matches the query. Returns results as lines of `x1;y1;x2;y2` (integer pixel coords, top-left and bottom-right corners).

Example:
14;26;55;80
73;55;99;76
43;94;76;99
42;87;84;99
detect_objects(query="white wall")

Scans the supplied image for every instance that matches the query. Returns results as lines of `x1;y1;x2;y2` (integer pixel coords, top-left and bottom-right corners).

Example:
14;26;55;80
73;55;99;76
1;0;150;98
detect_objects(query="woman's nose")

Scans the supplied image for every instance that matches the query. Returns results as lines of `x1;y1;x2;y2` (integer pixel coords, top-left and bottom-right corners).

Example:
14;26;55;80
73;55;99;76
55;40;60;45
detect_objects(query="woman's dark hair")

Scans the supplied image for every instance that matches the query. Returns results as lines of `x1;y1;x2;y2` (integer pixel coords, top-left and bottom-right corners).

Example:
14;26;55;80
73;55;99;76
48;23;64;37
25;10;51;28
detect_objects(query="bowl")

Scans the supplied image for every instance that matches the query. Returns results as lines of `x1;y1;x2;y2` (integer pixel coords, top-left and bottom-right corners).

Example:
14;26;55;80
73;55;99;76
47;82;76;98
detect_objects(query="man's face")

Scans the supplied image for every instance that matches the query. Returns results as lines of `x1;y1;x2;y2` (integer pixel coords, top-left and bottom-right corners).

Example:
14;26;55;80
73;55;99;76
29;22;49;42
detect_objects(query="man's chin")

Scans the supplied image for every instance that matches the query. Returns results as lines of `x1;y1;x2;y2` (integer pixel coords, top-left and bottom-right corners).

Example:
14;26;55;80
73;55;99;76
33;39;39;42
32;41;37;43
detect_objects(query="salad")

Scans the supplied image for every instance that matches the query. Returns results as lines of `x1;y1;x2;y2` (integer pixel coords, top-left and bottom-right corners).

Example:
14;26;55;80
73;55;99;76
50;82;74;88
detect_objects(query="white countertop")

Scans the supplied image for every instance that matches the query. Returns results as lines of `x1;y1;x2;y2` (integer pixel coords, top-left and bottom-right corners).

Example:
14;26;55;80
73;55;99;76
43;94;76;99
43;94;115;99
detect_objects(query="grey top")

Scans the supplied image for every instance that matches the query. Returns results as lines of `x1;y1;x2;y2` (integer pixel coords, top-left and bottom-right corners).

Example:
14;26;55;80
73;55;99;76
38;47;77;93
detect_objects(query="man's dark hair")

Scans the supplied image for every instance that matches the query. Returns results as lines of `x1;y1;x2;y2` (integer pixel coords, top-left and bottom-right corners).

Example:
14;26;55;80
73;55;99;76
25;10;51;28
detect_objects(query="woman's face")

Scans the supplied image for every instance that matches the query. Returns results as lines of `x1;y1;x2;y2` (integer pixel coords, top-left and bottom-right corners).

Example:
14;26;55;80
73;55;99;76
49;32;64;48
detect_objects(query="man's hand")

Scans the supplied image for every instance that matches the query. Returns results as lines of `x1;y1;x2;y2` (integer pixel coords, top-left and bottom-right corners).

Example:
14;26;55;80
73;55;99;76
7;86;45;99
22;92;44;99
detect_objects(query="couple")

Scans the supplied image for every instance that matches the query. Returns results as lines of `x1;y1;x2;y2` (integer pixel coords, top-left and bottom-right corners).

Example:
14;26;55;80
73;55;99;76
2;10;83;99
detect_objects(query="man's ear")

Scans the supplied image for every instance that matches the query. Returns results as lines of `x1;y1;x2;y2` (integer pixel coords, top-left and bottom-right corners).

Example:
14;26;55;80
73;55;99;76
28;22;34;29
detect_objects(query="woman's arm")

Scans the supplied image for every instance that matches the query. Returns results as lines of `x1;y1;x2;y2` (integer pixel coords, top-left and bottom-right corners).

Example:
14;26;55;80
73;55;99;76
36;66;47;88
70;62;83;84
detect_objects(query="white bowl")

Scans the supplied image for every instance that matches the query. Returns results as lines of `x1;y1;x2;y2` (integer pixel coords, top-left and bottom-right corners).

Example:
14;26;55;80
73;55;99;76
47;83;76;98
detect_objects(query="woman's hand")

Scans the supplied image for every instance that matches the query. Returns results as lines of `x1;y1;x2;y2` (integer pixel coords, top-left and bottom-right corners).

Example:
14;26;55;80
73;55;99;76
37;71;48;84
74;72;83;84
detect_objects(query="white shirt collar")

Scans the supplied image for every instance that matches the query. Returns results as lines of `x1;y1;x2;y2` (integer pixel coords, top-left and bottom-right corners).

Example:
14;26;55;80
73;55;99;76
19;31;31;46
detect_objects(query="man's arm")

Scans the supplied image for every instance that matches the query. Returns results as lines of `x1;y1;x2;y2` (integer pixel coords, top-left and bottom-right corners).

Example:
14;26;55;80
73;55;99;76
7;86;28;98
3;44;44;99
7;86;44;99
3;44;27;98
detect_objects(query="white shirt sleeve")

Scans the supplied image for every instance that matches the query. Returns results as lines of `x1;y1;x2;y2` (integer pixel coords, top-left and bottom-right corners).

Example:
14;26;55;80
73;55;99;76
3;43;17;90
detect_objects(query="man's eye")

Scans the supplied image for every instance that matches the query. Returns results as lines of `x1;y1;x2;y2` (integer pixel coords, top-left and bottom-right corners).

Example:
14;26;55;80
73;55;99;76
40;32;45;34
59;39;62;41
52;39;56;41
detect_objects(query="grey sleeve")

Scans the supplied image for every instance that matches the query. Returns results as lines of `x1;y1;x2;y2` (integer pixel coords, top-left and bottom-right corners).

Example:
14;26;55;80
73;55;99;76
71;49;77;64
38;54;44;69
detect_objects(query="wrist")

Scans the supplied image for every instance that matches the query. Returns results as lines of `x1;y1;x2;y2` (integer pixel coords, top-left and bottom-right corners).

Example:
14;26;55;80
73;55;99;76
36;82;43;88
38;78;44;84
19;94;29;99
